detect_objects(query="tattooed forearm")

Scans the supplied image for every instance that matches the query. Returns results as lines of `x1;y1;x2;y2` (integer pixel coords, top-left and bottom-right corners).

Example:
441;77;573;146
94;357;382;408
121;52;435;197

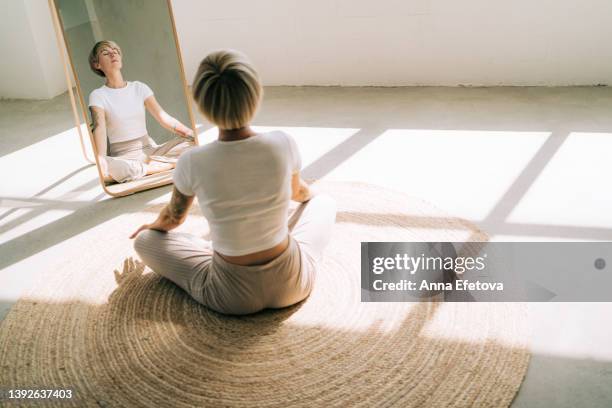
89;107;99;133
164;187;193;225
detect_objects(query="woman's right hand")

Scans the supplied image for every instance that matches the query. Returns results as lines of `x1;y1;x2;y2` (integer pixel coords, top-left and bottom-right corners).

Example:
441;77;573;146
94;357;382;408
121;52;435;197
291;173;313;202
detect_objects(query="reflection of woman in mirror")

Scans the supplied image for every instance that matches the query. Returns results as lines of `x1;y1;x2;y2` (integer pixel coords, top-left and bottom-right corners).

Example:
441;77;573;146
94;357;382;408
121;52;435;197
87;40;194;184
131;50;337;315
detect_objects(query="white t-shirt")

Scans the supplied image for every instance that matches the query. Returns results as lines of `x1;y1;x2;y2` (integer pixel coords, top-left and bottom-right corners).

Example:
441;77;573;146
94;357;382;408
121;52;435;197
88;81;154;144
173;130;302;256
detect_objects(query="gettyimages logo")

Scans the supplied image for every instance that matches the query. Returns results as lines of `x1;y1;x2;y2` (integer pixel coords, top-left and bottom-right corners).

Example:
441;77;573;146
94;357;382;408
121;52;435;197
371;252;486;275
361;242;612;302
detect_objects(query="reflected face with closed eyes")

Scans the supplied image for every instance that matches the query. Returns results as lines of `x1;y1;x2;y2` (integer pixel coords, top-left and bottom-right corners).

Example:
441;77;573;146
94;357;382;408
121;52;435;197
95;46;123;75
88;40;123;78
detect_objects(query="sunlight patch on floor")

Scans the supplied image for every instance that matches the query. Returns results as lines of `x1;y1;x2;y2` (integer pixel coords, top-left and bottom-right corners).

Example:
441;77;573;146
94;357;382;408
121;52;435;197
507;132;612;229
326;129;550;221
285;302;416;334
0;126;92;197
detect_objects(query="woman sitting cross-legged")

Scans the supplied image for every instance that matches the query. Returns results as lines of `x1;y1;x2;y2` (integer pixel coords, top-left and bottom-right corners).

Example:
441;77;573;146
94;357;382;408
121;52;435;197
131;50;337;315
88;40;194;184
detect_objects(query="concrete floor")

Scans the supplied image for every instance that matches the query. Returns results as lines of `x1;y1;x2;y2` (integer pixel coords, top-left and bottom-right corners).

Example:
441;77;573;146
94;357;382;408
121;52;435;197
1;86;612;406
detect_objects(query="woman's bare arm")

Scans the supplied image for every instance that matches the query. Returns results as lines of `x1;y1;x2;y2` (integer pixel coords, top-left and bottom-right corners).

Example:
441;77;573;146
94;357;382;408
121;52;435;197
90;106;107;157
144;95;193;139
130;186;194;238
291;172;312;202
89;106;111;180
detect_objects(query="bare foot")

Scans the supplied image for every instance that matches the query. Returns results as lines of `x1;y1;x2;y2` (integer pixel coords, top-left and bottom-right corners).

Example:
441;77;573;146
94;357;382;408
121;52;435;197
148;155;178;164
146;161;175;175
113;257;146;284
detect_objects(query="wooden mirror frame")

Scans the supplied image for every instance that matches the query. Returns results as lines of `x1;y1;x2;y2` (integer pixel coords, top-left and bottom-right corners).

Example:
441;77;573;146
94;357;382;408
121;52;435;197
48;0;198;197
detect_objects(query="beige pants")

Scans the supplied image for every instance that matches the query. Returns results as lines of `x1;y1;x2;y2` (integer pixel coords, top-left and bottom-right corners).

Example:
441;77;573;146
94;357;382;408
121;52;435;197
105;135;192;183
134;194;337;315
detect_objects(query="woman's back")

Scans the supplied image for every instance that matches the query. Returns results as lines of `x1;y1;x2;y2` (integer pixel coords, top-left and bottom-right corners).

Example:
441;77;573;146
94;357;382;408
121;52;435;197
173;130;301;256
133;49;336;315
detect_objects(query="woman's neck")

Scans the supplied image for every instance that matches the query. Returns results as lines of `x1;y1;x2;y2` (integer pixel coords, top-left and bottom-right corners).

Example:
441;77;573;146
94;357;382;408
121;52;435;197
218;126;255;142
105;71;126;88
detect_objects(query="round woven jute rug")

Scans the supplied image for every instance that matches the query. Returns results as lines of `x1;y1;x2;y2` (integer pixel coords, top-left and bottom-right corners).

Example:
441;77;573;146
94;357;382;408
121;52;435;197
0;181;529;407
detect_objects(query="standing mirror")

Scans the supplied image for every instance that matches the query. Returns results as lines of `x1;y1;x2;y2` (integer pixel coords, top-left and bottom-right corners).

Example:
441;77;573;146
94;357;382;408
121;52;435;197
50;0;198;197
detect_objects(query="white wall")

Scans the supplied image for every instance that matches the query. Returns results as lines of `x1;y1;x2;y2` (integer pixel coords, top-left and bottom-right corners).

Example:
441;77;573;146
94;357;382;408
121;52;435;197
2;0;611;98
23;0;67;97
173;0;612;86
0;0;66;99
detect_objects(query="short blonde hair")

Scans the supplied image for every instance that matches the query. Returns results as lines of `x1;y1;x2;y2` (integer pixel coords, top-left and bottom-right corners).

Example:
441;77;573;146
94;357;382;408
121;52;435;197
88;40;121;77
192;50;262;130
